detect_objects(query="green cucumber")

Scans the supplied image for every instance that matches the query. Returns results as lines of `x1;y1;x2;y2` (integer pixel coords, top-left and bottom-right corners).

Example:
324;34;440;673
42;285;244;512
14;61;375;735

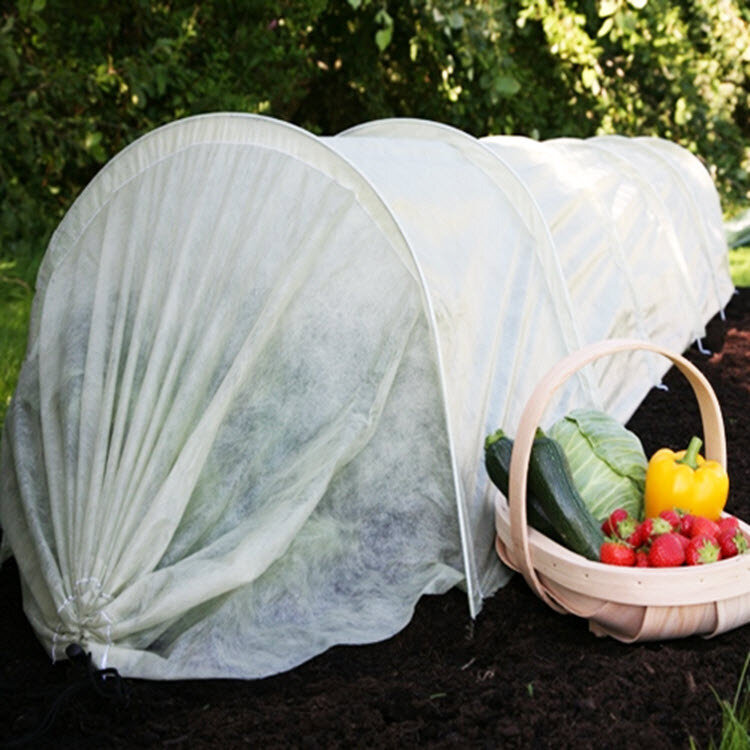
485;428;604;561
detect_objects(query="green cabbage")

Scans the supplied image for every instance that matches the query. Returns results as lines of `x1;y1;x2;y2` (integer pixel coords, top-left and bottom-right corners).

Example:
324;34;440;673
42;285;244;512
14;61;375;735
549;409;646;521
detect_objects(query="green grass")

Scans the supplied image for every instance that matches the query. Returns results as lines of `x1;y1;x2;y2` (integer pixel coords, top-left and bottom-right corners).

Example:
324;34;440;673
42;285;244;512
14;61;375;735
729;246;750;288
691;653;750;750
0;260;35;432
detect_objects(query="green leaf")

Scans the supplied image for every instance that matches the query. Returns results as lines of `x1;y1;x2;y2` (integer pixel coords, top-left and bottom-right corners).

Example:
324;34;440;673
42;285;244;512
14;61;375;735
599;0;620;17
448;11;464;30
375;26;392;51
347;0;362;9
549;409;647;521
84;131;102;149
409;37;419;62
0;39;19;74
494;75;521;96
155;66;168;96
615;9;637;34
374;8;392;27
597;17;614;37
675;96;690;125
582;67;599;92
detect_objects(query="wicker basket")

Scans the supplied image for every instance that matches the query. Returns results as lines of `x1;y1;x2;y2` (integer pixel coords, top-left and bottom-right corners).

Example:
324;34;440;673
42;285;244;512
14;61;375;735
494;338;750;642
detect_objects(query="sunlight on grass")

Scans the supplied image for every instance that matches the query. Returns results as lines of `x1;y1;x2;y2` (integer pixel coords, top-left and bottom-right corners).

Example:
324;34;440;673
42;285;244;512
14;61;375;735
0;264;34;432
729;246;750;288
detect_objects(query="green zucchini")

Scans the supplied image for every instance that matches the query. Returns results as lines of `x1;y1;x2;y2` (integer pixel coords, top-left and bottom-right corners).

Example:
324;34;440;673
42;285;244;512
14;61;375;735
484;428;604;561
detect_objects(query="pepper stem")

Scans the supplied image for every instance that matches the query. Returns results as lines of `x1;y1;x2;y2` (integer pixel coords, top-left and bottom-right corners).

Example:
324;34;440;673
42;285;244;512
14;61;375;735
677;436;703;470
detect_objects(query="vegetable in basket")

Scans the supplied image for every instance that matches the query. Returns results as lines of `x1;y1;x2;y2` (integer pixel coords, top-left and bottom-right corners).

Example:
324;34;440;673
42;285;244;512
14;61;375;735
644;436;729;521
597;503;747;566
485;429;604;561
549;409;647;522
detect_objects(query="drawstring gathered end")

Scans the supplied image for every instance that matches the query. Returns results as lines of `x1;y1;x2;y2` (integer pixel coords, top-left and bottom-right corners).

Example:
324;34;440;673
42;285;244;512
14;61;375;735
0;644;128;748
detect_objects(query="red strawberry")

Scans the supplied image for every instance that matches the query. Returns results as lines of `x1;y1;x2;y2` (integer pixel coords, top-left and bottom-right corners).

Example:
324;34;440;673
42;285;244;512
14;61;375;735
626;523;646;548
602;508;628;536
634;549;650;567
689;516;721;540
680;513;696;537
637;517;673;545
718;529;748;559
717;516;740;536
685;534;722;565
601;509;635;540
676;534;692;551
615;516;639;542
600;539;636;566
601;508;628;536
648;533;686;567
658;509;682;533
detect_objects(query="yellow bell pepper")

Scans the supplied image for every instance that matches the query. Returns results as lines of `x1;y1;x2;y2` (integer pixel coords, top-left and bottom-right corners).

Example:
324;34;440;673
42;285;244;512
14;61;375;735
644;436;729;521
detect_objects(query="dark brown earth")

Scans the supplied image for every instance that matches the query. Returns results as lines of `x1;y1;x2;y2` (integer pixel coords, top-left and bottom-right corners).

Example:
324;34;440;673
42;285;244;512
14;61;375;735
1;289;749;749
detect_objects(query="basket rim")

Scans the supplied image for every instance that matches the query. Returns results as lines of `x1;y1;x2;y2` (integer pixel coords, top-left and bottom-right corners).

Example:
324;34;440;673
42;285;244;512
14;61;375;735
496;503;750;606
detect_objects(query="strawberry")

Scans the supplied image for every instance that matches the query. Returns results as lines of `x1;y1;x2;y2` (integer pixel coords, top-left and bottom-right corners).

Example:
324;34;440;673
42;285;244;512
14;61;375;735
648;533;686;567
636;517;673;545
625;518;650;549
634;549;650;567
689;516;721;540
685;534;722;565
675;534;692;551
680;513;696;537
600;539;636;566
601;508;633;540
601;508;628;536
626;523;646;548
718;528;748;559
658;509;682;533
615;516;639;542
717;516;740;536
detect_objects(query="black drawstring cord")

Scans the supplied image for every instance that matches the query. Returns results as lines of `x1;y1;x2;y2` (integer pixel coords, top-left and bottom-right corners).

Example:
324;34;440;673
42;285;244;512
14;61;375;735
0;643;129;748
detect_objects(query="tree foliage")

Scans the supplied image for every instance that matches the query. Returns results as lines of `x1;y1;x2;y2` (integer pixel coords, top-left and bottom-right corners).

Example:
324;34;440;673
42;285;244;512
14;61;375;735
1;0;749;279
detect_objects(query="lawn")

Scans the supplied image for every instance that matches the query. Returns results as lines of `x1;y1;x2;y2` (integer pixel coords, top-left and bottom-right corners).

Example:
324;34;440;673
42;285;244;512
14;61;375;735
0;259;34;427
730;246;750;288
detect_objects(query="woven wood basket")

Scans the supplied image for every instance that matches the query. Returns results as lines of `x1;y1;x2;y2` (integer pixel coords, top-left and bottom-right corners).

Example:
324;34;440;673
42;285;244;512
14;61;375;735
494;338;750;642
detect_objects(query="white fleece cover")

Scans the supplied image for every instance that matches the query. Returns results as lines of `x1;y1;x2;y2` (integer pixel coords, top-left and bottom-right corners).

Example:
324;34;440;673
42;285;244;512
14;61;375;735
0;114;733;679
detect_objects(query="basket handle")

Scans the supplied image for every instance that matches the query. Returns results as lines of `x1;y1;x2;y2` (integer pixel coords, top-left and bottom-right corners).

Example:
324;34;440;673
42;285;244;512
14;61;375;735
507;338;727;609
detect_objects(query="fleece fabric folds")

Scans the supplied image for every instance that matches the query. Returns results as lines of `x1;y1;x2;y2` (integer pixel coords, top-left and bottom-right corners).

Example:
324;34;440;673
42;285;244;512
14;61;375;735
0;114;733;679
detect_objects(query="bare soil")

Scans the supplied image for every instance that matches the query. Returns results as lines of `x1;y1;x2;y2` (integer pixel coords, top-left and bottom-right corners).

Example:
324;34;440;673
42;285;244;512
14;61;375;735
1;289;749;749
